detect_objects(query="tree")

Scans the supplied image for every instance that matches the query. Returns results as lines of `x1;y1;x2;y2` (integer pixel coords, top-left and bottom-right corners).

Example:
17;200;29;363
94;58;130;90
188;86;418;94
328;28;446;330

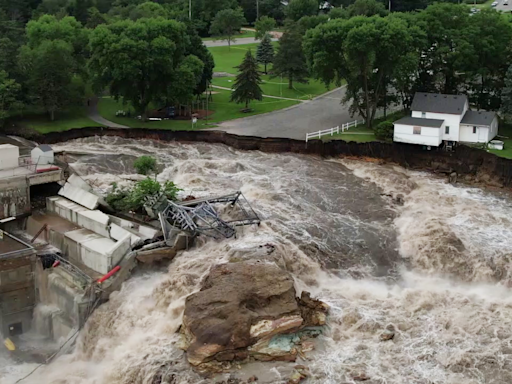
273;24;309;89
231;50;263;110
297;14;328;34
129;1;166;20
0;70;20;124
19;40;76;120
285;0;317;21
501;65;512;117
89;18;205;120
255;16;276;39
304;16;418;127
259;0;285;24
374;120;394;141
134;155;157;175
417;3;475;94
209;8;246;49
346;0;388;17
256;33;274;74
466;9;512;110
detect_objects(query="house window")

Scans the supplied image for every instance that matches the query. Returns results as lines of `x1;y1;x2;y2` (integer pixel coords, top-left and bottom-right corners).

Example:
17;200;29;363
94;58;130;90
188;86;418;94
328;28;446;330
413;126;421;135
445;126;450;134
421;112;426;118
473;126;477;134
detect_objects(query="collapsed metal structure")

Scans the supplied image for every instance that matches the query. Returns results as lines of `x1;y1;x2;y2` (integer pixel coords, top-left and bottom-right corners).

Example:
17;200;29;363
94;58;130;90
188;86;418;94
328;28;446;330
157;191;260;240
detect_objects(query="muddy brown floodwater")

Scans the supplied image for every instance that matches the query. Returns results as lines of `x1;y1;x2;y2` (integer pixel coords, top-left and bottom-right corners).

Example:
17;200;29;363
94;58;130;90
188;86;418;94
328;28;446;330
3;136;512;384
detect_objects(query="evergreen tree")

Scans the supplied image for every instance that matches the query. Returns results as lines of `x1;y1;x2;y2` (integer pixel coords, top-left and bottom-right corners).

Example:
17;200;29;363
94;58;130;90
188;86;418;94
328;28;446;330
273;24;309;89
256;33;274;74
501;65;512;116
231;50;263;110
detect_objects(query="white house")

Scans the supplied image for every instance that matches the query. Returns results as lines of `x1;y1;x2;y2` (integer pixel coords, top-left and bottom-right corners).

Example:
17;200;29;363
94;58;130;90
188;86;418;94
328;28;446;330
31;144;54;165
393;93;498;147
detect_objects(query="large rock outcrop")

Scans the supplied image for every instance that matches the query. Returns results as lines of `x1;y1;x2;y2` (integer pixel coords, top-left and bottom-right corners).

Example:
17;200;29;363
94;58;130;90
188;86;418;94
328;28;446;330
180;261;329;367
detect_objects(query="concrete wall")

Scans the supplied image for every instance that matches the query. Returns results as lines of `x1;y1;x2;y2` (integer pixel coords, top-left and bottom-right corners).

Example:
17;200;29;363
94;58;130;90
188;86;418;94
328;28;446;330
0;144;19;170
394;124;443;146
0;176;30;219
28;169;63;186
0;253;36;336
58;183;99;210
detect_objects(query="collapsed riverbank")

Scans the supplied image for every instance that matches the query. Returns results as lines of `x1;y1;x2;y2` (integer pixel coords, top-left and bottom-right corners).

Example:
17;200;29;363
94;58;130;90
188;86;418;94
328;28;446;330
9;126;512;188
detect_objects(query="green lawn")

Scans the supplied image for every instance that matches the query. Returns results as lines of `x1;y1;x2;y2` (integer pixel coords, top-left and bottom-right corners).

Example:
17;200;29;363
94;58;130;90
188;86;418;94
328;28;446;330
208;43;331;100
97;91;298;129
489;122;512;159
323;133;378;143
202;30;256;41
12;107;101;133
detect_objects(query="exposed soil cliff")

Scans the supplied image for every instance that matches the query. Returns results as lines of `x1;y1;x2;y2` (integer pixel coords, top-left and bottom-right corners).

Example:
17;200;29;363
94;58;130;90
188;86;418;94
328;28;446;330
10;126;512;188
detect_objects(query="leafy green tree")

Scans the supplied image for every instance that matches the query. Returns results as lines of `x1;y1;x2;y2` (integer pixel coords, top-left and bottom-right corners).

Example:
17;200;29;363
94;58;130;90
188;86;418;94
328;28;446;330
19;40;76;120
209;8;246;49
0;70;20;124
185;26;215;98
273;24;309;89
418;3;475;94
346;0;388;17
285;0;317;21
129;1;166;20
231;50;263;110
89;18;205;120
255;16;276;39
501;65;512;117
304;16;417;127
466;9;512;110
297;14;328;34
134;155;157;175
259;0;285;24
328;7;346;19
256;34;274;74
67;0;94;24
86;7;108;28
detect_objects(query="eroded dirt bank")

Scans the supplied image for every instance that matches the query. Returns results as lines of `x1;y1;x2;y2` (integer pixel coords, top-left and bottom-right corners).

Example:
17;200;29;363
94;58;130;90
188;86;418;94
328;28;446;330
14;127;511;188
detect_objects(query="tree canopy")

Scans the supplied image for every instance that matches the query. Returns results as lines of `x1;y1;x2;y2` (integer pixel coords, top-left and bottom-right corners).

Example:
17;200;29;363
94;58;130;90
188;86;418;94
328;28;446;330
231;50;263;109
209;8;246;48
88;18;205;120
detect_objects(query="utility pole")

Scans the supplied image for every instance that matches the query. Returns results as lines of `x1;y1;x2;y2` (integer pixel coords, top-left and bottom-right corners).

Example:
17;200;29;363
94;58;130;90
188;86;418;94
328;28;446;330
189;0;192;20
206;79;209;124
257;0;259;20
388;0;391;11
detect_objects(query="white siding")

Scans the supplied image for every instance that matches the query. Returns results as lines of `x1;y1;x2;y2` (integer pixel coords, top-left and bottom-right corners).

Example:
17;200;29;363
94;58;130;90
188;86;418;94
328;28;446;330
393;124;443;146
411;110;461;141
460;124;496;143
31;148;54;165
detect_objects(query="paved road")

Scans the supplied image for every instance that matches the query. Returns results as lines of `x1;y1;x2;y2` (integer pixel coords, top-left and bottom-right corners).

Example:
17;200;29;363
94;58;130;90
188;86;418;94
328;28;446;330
87;97;128;128
212;85;305;102
495;0;511;12
203;37;277;48
215;86;364;140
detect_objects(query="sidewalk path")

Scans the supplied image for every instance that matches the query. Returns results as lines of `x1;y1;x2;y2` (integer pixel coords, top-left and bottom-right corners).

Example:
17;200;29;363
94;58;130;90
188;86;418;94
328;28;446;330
87;97;128;128
204;37;278;47
211;85;305;102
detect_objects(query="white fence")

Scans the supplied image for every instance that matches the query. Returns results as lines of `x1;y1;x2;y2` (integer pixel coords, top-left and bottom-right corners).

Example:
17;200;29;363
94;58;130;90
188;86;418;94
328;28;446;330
305;119;364;142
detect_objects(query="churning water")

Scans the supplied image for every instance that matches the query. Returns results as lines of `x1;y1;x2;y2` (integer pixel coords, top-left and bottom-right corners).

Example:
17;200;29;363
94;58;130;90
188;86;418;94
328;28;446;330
3;136;512;384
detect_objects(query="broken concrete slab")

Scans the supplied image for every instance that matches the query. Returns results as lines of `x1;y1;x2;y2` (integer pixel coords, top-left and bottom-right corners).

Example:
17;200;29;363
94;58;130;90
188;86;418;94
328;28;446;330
58;183;99;210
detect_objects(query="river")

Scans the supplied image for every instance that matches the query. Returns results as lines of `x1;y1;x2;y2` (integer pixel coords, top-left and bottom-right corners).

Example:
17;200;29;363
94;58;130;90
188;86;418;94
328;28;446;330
3;136;512;384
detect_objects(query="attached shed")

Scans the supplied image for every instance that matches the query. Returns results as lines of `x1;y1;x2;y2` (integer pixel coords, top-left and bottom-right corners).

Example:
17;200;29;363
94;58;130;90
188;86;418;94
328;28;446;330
31;144;54;166
393;116;445;147
459;110;498;143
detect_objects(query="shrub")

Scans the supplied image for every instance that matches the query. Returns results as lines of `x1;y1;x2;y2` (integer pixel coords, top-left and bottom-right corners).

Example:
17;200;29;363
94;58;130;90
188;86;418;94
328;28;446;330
374;120;394;141
106;178;181;213
133;155;157;175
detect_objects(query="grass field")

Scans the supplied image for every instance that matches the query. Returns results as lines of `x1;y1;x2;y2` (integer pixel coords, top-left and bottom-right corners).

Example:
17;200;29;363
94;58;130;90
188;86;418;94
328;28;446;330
97;91;298;129
202;30;256;41
208;44;331;100
489;122;512;159
12;107;100;133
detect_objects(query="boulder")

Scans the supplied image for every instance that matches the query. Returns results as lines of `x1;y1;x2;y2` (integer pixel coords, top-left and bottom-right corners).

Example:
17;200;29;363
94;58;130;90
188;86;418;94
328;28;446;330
181;261;329;367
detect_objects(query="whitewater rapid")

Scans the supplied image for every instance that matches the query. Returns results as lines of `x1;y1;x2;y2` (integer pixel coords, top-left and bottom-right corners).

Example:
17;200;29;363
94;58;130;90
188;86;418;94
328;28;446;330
3;136;512;384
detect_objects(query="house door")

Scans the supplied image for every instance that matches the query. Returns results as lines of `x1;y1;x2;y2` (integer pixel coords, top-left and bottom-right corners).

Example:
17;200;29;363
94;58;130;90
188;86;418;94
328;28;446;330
478;127;488;143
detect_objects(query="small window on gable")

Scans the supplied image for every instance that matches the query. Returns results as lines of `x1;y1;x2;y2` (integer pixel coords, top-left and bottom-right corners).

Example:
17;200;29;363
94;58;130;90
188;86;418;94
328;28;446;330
445;126;450;134
473;126;477;134
413;126;421;135
421;112;426;118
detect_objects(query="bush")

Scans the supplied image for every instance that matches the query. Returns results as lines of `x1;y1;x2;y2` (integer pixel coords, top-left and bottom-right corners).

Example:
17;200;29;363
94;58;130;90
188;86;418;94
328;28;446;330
374;120;394;141
106;178;182;213
133;155;157;175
